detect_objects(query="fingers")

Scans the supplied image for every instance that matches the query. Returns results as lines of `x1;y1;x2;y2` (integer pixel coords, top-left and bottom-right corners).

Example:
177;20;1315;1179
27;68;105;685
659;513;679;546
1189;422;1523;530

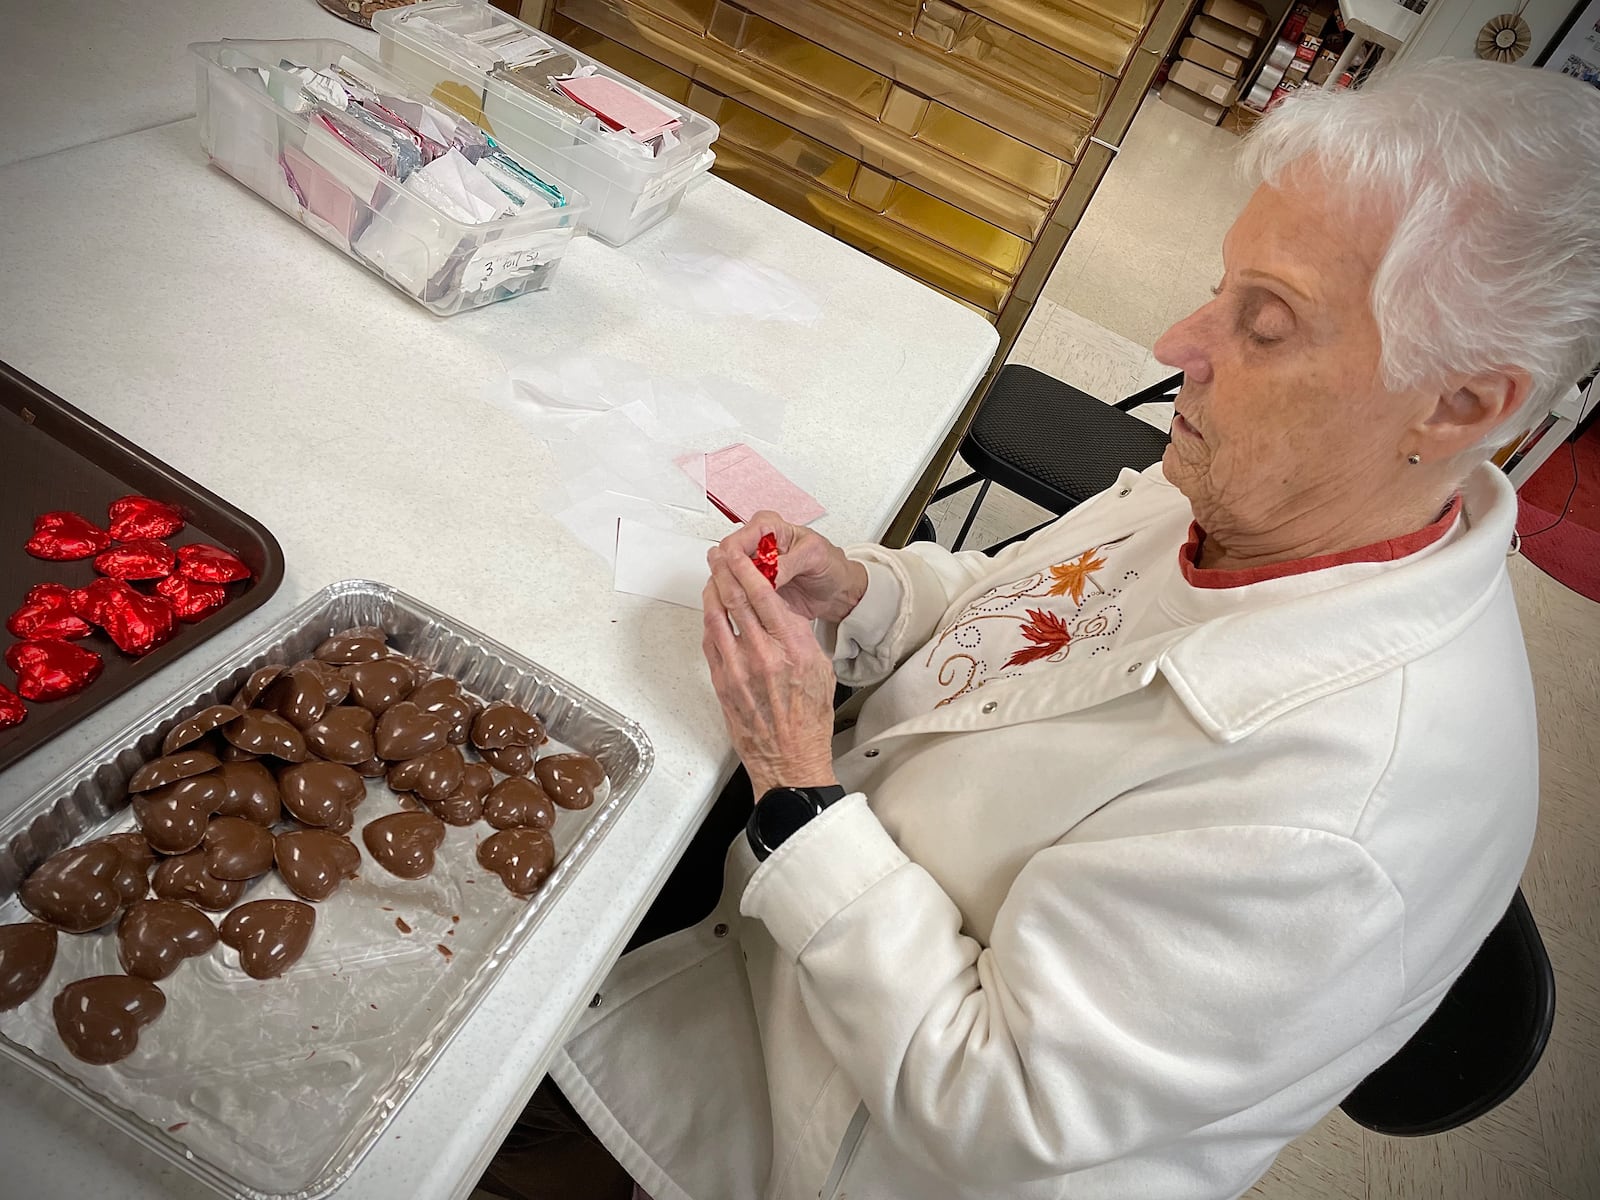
701;578;735;666
725;548;801;638
717;510;791;559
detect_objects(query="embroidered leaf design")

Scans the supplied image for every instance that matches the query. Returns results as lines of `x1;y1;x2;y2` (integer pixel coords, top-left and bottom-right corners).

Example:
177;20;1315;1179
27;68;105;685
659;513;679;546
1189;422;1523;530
1004;608;1072;668
1045;548;1108;605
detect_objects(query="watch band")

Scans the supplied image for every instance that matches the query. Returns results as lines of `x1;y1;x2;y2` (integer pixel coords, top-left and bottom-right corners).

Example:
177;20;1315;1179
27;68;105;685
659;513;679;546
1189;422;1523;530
746;784;847;862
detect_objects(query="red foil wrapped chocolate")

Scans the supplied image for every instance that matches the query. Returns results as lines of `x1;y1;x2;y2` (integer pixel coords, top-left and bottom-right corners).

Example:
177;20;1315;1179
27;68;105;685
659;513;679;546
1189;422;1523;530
108;495;185;542
156;574;229;622
24;512;112;561
93;539;177;581
71;579;178;656
6;583;92;641
6;640;104;701
753;533;780;588
0;684;25;729
176;544;251;584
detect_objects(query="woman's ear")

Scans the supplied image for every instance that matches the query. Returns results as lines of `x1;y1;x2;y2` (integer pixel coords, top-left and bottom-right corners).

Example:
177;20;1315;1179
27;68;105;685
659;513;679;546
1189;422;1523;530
1416;368;1533;459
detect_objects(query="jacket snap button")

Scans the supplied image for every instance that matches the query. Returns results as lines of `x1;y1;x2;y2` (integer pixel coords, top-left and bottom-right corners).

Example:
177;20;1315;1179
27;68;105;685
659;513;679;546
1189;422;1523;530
981;701;997;713
1127;662;1142;674
864;748;879;758
589;993;603;1009
714;923;729;938
1118;487;1132;497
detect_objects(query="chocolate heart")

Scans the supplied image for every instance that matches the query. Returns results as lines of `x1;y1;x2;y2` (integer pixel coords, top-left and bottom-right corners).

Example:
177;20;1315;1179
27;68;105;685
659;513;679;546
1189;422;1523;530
19;842;147;932
342;658;417;714
0;684;23;730
215;760;282;825
274;828;362;901
224;710;307;761
374;702;449;761
386;755;427;793
152;853;246;911
303;705;376;765
0;923;58;1010
279;762;366;830
354;756;388;778
91;831;157;871
362;812;447;880
24;510;112;561
133;775;228;855
295;659;351;706
221;900;315;979
233;664;284;708
314;629;390;665
471;702;545;750
410;677;477;744
156;573;230;622
127;749;221;793
477;828;555;898
483;777;556;831
117;900;218;980
54;976;165;1064
262;664;336;729
406;745;466;803
426;761;493;827
108;495;185;541
161;705;241;755
203;816;276;880
72;578;178;656
5;638;103;701
481;743;534;776
218;741;260;762
92;538;176;581
175;543;251;583
534;753;606;811
6;582;92;640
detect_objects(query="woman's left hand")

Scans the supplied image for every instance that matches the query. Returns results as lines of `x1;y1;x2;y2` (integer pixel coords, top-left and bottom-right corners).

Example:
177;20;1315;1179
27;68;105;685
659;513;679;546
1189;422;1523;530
702;543;840;799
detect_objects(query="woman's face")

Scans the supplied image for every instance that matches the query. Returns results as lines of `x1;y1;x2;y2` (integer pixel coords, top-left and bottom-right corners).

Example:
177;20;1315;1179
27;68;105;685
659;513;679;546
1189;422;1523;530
1153;171;1427;544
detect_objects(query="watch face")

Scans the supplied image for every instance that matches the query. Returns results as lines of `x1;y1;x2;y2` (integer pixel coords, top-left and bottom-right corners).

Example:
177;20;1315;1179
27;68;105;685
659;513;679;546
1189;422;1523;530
753;788;824;856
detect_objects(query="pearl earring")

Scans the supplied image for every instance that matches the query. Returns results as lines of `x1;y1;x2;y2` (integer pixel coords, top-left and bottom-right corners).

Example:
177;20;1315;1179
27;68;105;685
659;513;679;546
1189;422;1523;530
1407;453;1422;465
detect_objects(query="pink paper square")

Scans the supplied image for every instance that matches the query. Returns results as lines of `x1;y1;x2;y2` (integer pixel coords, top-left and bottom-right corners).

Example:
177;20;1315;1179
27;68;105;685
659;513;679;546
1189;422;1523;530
684;444;826;525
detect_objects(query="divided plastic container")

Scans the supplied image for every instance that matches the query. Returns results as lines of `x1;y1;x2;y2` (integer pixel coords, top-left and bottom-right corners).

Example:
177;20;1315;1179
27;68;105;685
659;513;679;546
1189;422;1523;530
374;0;718;245
192;38;589;316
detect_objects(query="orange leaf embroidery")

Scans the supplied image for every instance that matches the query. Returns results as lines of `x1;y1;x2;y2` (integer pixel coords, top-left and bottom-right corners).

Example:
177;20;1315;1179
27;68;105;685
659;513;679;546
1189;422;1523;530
1045;547;1108;605
1005;608;1072;668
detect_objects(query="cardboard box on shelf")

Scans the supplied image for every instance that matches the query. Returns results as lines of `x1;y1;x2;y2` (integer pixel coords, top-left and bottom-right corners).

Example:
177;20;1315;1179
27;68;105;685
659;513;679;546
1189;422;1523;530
1179;35;1245;77
1221;103;1264;135
1170;58;1241;106
1190;13;1257;56
1284;57;1311;80
1159;79;1227;125
1307;47;1339;85
1200;0;1269;36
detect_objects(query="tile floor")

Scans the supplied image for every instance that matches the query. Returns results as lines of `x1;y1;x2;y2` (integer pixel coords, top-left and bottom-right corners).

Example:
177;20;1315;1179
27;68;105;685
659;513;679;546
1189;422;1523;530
927;91;1600;1200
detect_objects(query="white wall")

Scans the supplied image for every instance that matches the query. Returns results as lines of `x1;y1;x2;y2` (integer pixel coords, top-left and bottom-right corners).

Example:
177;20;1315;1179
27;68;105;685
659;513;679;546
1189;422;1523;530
1397;0;1577;63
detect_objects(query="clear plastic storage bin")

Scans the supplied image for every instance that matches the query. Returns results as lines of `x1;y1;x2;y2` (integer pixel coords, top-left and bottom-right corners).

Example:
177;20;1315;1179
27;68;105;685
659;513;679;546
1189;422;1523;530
373;0;718;245
192;38;589;316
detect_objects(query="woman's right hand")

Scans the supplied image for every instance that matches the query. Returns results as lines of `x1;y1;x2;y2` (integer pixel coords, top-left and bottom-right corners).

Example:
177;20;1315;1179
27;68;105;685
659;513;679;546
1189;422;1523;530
712;511;870;624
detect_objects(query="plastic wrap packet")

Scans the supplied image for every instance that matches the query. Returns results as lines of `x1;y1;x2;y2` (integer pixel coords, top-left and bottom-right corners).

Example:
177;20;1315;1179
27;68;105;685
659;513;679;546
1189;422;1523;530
276;60;350;110
360;97;443;164
315;102;422;179
478;149;566;208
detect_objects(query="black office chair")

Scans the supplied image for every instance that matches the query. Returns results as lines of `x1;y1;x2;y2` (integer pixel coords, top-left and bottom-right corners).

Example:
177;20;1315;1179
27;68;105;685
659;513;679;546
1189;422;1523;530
1341;888;1555;1136
929;363;1182;552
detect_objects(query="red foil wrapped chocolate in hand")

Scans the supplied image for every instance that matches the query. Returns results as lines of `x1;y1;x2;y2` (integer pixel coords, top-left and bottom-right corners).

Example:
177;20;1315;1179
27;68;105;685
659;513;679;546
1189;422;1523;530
753;532;780;587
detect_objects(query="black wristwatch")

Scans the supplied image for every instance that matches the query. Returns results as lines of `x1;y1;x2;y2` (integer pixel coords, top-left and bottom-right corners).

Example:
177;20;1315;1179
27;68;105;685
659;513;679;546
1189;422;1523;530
746;784;847;861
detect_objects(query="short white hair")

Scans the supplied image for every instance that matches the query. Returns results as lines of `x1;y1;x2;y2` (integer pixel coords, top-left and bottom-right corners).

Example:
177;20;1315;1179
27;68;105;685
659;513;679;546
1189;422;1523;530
1240;59;1600;449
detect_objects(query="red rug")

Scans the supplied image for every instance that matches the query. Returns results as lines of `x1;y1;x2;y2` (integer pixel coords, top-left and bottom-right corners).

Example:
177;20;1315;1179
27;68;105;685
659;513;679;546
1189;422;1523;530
1515;420;1600;603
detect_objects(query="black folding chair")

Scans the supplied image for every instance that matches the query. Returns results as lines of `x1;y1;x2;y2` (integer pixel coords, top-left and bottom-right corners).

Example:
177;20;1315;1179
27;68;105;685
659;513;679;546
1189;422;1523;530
1341;888;1555;1136
929;364;1182;553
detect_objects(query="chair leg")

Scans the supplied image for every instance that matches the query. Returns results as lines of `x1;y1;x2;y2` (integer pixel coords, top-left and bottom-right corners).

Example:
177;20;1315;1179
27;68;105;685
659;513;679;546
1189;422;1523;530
982;515;1055;555
950;479;992;551
930;471;980;504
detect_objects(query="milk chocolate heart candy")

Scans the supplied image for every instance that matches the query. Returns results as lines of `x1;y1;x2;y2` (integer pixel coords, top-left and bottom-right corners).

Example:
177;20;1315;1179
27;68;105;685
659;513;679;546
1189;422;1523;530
221;900;314;980
108;495;185;541
314;629;389;665
232;665;284;708
152;854;246;911
409;677;477;744
0;923;58;1010
406;745;465;803
0;684;24;730
25;511;111;560
224;710;307;761
127;749;220;793
386;755;427;793
19;842;146;933
91;831;157;873
533;753;606;811
155;573;229;622
477;827;555;898
470;702;545;750
54;976;165;1065
295;659;350;707
133;775;228;855
175;543;251;584
274;828;362;902
303;706;376;765
483;777;556;831
342;658;417;714
354;757;388;778
279;762;366;830
426;762;492;827
481;743;535;776
203;817;275;880
5;639;103;701
6;583;92;640
117;900;218;981
262;664;335;729
374;702;449;761
161;705;241;755
362;812;447;880
216;760;282;825
92;538;176;581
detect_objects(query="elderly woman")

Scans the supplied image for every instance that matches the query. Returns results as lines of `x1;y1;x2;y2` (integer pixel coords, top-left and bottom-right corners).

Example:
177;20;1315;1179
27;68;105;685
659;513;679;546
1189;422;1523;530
512;60;1600;1200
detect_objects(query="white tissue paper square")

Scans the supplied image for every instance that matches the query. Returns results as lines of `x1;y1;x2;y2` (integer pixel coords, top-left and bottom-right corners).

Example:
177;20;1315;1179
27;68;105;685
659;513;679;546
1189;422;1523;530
613;518;715;609
641;249;823;323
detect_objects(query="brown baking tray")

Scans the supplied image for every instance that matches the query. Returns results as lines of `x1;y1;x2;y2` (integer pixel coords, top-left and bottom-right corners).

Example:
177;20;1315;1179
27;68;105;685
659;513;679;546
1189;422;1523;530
0;360;284;774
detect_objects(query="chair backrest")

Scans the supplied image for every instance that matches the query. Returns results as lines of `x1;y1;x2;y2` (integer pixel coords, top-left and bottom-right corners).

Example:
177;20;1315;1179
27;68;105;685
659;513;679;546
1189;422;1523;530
1340;888;1555;1136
